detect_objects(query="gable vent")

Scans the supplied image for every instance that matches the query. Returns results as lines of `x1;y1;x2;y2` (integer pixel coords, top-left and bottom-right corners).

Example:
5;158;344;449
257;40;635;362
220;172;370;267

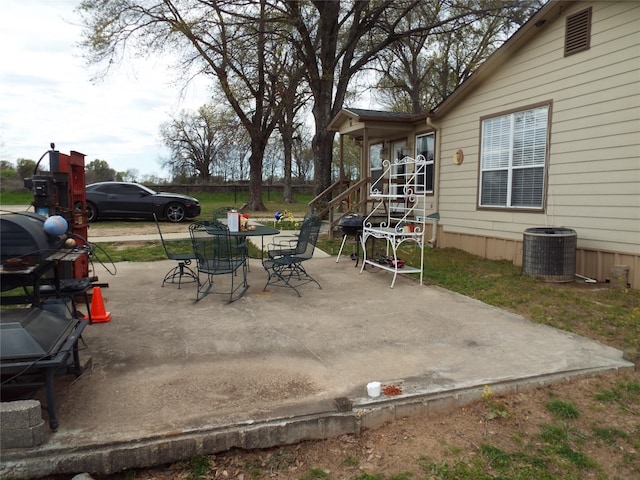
565;7;592;56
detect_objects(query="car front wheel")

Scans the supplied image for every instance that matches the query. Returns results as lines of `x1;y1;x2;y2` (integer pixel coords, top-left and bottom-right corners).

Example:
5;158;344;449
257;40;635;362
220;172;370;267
86;202;98;222
165;203;186;223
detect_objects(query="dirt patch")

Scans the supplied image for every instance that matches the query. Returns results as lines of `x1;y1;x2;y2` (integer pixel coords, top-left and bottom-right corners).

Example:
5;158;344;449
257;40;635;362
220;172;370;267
111;369;639;480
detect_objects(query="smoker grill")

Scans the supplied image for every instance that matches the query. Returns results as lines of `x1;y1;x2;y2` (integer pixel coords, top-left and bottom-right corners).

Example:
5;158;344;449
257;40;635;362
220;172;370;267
336;214;364;264
0;212;64;261
1;212;64;293
1;212;87;431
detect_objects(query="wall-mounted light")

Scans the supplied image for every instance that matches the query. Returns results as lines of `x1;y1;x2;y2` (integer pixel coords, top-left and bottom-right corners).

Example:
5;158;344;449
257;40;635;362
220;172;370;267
453;149;464;165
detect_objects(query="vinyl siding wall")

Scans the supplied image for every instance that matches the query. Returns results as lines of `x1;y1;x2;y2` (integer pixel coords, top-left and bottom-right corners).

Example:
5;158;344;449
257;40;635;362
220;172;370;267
434;1;640;287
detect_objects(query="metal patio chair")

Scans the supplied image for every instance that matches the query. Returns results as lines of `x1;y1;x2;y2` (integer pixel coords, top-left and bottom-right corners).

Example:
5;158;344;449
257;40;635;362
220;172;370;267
212;206;235;222
267;210;315;258
262;214;322;297
212;205;251;270
189;221;249;303
154;213;198;288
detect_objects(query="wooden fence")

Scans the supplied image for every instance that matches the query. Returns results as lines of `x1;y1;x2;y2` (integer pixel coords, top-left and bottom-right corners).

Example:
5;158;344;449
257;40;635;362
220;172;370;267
150;183;314;202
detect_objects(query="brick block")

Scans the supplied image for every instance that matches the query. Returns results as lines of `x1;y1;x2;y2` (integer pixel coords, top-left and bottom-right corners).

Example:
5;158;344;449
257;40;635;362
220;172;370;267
0;400;42;430
0;419;45;448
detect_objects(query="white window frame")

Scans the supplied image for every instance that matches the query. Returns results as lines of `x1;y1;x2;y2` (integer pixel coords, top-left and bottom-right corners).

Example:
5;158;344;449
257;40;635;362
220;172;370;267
369;143;383;182
415;132;435;194
479;104;549;209
390;141;407;210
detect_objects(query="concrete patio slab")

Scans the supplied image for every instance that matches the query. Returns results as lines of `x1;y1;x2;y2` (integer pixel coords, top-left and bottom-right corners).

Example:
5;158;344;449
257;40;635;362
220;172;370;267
0;252;633;479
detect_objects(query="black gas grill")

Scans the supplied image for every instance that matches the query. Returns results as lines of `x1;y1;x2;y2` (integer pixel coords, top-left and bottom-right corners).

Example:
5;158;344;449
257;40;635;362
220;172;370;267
336;214;364;264
1;212;64;294
338;214;364;237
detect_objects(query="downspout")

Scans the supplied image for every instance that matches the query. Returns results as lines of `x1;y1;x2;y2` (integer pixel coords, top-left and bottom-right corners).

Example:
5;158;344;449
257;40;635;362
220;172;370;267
426;116;440;248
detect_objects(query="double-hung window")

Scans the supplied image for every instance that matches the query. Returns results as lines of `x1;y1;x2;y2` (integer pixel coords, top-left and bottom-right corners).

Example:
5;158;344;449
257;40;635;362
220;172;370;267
369;143;383;182
415;133;435;194
479;105;549;209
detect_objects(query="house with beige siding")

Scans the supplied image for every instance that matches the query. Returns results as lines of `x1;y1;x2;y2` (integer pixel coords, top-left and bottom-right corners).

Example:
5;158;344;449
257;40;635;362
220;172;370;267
326;0;640;288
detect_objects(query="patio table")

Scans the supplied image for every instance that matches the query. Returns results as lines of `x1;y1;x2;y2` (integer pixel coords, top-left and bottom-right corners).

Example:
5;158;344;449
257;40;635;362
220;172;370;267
204;223;280;258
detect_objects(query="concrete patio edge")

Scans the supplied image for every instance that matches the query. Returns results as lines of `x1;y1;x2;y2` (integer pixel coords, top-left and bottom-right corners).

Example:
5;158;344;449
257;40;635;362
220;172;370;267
1;364;633;479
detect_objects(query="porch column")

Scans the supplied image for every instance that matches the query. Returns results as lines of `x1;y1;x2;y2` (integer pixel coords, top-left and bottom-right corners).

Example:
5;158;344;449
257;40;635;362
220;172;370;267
339;134;345;181
363;126;370;213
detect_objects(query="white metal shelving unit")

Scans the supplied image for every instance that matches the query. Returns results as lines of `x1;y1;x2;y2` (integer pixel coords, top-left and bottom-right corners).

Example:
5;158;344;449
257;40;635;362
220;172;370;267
360;155;428;288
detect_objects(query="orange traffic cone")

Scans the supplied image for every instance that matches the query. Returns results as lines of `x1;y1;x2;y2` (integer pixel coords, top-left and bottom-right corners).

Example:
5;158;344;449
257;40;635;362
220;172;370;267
85;286;111;323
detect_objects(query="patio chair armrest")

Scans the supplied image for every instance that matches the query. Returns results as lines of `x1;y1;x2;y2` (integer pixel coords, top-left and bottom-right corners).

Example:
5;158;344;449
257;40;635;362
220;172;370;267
266;237;296;256
268;236;297;247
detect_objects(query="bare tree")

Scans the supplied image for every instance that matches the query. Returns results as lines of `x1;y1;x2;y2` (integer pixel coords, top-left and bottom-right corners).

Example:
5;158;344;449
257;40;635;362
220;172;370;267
262;135;283;184
78;0;541;202
373;0;544;113
278;0;540;195
160;104;247;181
277;77;311;203
78;0;298;210
291;125;314;183
120;169;139;182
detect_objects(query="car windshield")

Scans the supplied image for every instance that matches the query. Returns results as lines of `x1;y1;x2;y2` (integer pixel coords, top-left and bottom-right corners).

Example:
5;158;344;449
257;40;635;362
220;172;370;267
137;184;157;195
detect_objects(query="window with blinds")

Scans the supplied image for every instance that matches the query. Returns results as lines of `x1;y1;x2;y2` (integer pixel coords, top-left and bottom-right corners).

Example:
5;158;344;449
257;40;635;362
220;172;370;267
479;105;549;209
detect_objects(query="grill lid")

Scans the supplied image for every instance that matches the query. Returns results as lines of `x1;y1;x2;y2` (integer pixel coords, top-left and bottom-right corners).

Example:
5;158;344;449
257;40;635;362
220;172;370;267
1;212;63;263
338;214;364;228
1;308;77;361
338;215;364;236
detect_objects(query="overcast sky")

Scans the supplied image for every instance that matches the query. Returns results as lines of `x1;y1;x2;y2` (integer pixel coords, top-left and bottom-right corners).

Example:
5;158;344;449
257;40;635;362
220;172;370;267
0;0;210;179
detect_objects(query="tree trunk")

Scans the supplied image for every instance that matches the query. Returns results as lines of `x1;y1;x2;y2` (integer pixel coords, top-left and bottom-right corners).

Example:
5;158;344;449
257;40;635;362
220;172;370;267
246;149;267;212
311;75;339;198
279;104;297;204
246;139;267;211
281;135;295;204
311;126;336;198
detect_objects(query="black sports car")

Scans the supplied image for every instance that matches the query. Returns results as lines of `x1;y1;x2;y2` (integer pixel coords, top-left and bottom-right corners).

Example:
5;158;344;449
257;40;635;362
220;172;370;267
85;182;201;223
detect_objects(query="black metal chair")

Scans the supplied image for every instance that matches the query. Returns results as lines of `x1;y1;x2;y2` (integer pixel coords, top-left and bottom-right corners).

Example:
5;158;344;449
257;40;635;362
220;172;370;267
212;206;251;270
267;210;315;258
189;221;249;303
154;213;198;288
262;214;322;297
213;206;235;222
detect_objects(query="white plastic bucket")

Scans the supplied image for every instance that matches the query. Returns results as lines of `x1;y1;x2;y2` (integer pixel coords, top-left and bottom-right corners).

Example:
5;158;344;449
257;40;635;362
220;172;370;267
367;381;381;397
